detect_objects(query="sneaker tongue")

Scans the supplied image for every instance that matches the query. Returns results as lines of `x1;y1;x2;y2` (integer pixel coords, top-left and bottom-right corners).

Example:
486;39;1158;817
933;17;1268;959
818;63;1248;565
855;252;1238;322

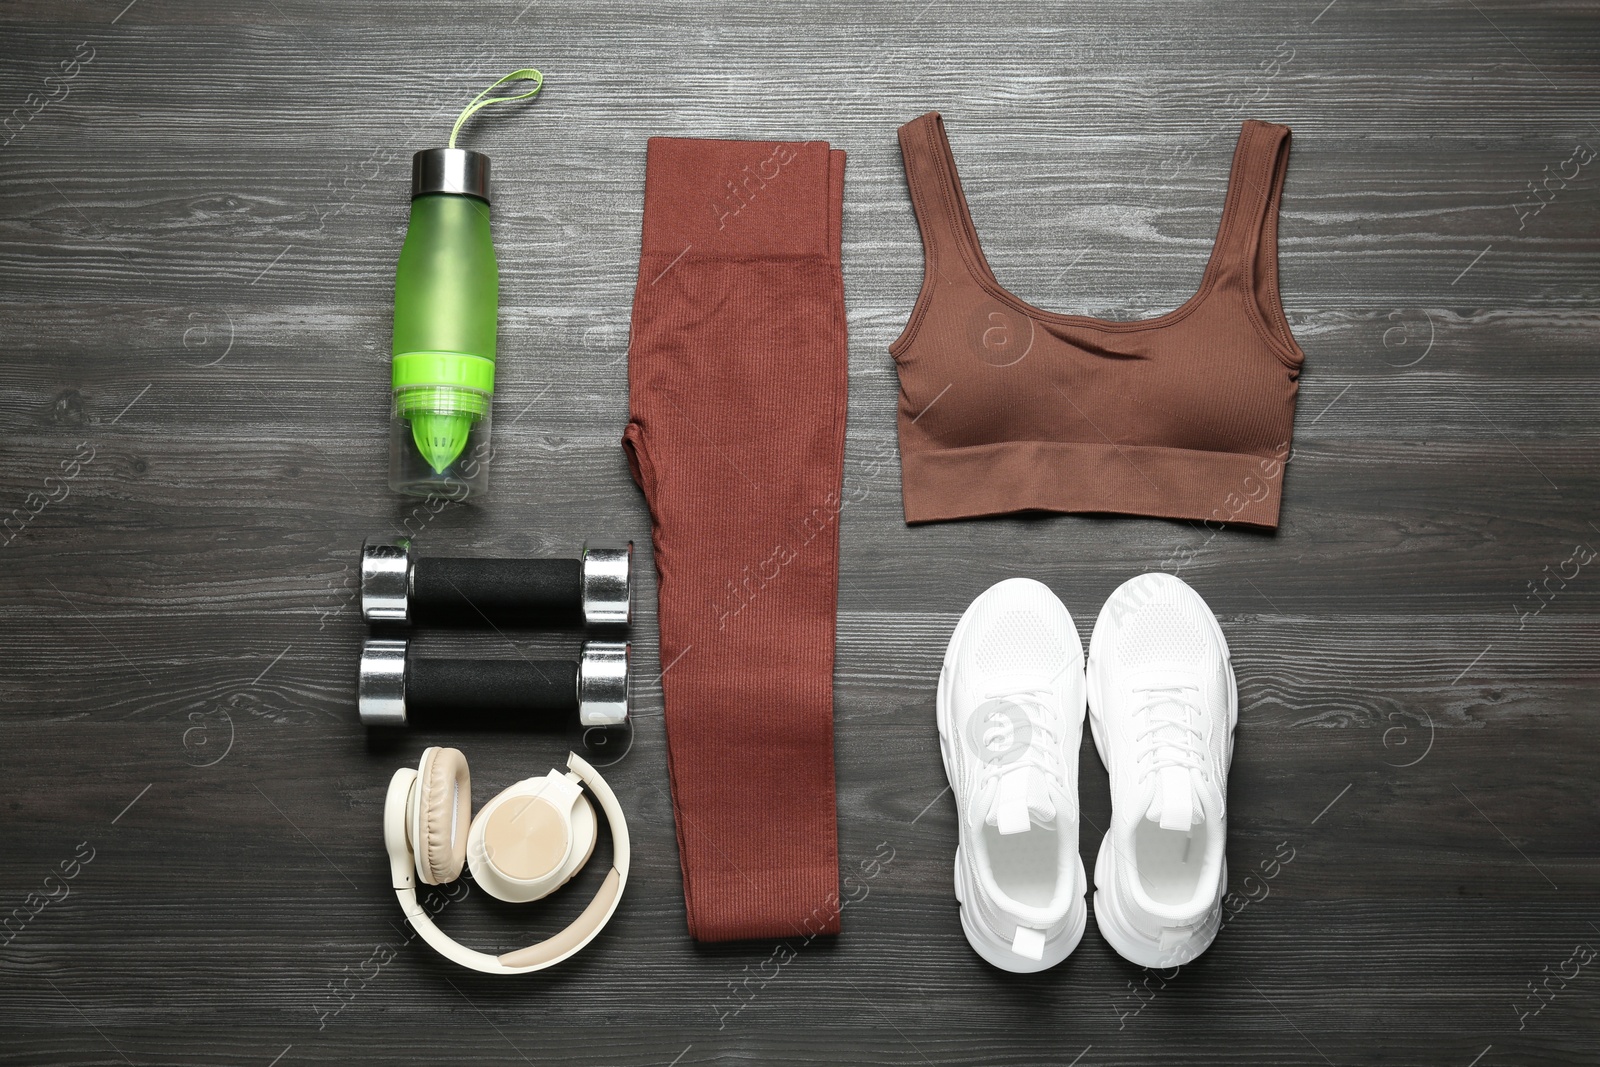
1145;766;1202;831
987;768;1057;835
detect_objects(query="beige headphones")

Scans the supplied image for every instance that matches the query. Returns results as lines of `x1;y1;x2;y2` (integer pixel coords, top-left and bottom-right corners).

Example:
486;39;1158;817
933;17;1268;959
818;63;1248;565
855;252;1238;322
384;746;630;974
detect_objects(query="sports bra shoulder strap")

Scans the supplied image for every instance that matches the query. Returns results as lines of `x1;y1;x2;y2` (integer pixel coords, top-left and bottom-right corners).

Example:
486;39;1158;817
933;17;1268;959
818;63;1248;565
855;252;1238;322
897;111;992;284
1213;120;1293;268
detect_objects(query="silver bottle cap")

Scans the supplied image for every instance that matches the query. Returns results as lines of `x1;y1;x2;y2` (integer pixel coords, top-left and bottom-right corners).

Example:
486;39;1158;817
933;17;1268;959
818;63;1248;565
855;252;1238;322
411;148;490;203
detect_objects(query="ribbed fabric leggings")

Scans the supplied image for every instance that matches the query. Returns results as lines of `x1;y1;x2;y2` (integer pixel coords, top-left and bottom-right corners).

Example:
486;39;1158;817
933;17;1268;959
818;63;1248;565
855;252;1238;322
622;137;848;942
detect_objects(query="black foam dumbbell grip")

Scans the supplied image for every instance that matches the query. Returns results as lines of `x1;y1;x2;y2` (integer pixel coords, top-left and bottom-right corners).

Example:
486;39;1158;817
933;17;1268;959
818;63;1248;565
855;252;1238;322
411;556;583;626
405;655;578;728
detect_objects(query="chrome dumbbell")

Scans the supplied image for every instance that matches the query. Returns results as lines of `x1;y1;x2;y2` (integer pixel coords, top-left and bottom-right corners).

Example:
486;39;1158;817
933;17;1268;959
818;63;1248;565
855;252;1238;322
360;537;632;628
358;638;629;729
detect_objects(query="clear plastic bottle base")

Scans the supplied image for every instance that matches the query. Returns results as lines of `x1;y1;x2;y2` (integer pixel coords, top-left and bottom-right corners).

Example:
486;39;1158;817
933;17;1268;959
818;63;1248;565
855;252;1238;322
388;408;492;501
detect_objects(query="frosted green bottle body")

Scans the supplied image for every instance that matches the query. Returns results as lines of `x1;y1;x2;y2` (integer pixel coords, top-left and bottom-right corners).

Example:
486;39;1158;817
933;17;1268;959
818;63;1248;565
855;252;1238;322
388;193;498;500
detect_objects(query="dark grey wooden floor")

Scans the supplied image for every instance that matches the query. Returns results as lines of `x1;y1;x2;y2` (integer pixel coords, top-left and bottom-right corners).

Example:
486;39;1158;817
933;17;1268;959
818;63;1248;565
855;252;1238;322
3;1;1598;1064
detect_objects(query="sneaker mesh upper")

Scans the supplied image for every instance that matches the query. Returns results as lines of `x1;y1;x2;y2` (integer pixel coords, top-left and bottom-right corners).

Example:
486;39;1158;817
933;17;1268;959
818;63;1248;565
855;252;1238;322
1115;601;1210;667
974;609;1066;676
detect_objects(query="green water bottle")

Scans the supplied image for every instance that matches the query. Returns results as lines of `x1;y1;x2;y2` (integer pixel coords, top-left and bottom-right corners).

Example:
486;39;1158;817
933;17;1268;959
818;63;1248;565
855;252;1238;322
388;69;543;500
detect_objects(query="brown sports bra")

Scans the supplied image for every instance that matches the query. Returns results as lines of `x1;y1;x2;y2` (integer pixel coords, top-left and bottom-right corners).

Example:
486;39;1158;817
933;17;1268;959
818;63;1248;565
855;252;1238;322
891;113;1305;529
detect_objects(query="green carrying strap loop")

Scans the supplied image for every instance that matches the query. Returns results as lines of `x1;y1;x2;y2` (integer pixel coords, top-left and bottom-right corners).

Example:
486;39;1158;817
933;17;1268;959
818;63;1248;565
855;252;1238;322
448;68;544;149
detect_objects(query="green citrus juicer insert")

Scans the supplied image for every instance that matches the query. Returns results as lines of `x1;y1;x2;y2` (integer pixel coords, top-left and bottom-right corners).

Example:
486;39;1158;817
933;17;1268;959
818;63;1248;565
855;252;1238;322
388;69;543;500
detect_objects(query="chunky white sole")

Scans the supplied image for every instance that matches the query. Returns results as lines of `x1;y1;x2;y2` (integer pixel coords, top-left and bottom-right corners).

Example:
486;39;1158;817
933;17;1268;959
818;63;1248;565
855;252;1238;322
1085;580;1238;969
936;588;1088;973
955;847;1088;972
1091;832;1228;969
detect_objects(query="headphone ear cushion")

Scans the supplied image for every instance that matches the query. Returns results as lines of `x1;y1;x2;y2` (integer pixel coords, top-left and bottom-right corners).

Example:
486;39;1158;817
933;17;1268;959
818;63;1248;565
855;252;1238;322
415;746;471;885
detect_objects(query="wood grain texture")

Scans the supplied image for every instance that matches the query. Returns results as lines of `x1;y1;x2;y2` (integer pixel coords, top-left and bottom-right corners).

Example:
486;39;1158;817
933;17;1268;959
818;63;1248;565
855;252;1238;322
2;0;1599;1064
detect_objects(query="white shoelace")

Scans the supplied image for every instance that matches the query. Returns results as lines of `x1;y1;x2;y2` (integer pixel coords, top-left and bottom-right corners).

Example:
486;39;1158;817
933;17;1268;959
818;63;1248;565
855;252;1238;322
1133;682;1208;785
978;686;1065;789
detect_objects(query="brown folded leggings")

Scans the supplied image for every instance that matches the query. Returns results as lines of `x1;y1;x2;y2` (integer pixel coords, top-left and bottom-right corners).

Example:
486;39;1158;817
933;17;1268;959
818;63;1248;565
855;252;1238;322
623;137;848;942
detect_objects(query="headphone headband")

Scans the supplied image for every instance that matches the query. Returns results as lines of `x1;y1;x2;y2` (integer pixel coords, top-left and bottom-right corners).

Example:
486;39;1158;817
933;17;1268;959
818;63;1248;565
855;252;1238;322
384;752;629;974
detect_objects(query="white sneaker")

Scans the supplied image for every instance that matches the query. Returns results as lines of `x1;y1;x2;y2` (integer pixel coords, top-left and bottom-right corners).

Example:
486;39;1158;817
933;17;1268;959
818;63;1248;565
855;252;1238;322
1087;572;1237;968
936;578;1087;972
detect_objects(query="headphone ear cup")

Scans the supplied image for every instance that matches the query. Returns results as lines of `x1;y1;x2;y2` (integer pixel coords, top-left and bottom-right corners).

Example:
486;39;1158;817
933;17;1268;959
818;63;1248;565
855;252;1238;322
467;773;598;903
414;746;471;885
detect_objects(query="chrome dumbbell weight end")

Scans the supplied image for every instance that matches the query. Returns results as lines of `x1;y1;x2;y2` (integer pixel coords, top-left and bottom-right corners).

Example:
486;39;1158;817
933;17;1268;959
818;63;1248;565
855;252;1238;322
580;541;633;628
577;639;629;726
360;538;414;625
356;637;410;726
